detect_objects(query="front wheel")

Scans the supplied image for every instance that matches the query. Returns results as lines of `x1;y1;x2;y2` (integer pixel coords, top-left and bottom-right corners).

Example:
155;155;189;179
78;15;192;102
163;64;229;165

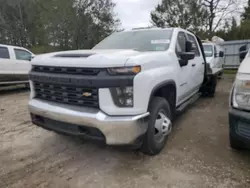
141;97;172;156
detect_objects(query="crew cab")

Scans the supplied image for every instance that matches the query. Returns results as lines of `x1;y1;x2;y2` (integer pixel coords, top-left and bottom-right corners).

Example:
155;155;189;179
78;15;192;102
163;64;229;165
0;44;34;86
229;45;250;150
28;28;218;155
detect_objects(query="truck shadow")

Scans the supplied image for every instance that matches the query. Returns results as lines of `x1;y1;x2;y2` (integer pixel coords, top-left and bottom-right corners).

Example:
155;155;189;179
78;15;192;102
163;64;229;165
0;85;29;96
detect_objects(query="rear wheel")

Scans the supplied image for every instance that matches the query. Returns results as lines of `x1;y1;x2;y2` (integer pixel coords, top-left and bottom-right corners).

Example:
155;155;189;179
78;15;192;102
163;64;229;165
201;75;217;97
141;97;172;156
218;71;223;79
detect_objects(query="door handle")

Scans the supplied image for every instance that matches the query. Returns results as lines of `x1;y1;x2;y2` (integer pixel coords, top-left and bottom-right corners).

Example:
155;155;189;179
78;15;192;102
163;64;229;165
192;64;196;67
202;62;205;65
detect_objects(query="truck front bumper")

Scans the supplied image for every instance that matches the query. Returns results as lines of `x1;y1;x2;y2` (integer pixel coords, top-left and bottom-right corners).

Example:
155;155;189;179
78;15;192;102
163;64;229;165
29;99;149;145
229;108;250;148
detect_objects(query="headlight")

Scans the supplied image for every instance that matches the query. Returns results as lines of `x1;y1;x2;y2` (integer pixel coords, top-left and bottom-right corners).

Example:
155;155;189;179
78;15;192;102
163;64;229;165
107;66;141;75
110;87;133;107
233;73;250;110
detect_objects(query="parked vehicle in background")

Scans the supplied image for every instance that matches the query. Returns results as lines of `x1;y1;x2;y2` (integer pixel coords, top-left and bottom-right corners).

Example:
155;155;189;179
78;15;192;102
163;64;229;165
203;41;225;78
28;27;220;155
229;46;250;150
0;44;34;86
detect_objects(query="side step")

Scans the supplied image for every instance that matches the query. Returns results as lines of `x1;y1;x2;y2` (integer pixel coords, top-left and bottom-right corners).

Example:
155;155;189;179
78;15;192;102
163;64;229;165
176;93;201;113
0;81;29;86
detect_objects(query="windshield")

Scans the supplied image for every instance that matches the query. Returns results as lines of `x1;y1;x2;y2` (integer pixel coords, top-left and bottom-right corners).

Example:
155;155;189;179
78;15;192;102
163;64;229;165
93;30;173;52
203;45;213;57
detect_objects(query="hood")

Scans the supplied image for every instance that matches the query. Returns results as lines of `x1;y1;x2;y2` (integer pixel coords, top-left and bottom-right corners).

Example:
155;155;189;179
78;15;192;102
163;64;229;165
238;57;250;74
32;49;142;68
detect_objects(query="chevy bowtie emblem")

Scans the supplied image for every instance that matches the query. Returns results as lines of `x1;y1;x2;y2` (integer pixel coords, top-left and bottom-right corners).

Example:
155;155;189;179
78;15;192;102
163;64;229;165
82;92;92;97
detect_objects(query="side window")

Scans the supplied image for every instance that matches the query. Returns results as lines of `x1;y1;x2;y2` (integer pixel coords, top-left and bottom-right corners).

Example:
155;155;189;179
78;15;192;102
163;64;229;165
176;32;187;56
187;34;200;56
0;47;10;59
14;49;32;61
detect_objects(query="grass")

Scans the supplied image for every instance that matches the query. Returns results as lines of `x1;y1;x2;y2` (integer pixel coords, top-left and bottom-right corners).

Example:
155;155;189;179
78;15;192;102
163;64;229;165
223;69;238;75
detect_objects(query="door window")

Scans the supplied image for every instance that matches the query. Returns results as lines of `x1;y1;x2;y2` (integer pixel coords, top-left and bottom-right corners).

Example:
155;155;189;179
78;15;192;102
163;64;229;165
187;34;200;56
176;32;187;56
14;49;32;61
0;47;10;59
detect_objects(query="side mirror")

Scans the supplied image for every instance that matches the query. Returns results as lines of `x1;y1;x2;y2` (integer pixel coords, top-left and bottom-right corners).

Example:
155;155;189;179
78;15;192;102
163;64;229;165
179;52;195;67
28;55;35;61
219;51;224;57
239;45;248;63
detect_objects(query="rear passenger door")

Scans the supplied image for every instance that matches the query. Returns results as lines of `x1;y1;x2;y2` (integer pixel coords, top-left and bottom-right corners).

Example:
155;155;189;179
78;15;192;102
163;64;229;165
186;33;204;93
0;46;15;82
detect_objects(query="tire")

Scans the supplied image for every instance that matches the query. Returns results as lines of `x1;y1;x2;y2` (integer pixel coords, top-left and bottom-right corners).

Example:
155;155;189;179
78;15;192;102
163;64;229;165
141;97;172;156
218;72;223;80
202;76;217;97
230;134;244;150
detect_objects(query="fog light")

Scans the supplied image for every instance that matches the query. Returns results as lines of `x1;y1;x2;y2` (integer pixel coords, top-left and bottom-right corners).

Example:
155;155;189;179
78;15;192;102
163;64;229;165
110;87;134;107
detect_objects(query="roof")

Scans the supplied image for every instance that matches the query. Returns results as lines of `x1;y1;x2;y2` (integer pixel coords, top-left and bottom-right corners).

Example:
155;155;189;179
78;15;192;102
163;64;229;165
0;44;34;55
0;44;26;49
125;27;174;32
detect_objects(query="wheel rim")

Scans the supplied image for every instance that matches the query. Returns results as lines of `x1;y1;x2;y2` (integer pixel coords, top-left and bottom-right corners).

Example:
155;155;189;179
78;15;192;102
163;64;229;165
154;111;172;143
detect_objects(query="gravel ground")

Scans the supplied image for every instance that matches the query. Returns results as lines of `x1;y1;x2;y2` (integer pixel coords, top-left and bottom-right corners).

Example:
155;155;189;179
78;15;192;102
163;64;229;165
0;75;250;188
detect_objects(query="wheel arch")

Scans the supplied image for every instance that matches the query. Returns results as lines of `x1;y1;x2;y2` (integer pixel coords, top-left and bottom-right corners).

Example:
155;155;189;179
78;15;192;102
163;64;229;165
148;80;177;113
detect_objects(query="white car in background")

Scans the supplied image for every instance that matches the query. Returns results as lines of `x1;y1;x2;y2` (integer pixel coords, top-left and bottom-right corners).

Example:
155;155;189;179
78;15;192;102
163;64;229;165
203;42;225;77
0;44;34;86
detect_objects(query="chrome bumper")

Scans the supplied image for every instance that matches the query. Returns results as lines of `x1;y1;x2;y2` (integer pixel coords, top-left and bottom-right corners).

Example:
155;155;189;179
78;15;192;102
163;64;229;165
29;99;149;145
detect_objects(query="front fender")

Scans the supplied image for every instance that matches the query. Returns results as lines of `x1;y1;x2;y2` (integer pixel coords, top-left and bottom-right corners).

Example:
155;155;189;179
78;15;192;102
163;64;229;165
133;66;177;113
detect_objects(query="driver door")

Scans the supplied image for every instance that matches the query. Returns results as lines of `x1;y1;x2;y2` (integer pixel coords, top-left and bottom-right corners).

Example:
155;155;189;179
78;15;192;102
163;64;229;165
175;32;193;104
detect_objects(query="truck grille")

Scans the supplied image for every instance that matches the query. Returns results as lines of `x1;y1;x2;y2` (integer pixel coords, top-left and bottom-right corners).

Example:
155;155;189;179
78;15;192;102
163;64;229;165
32;66;101;75
238;121;250;140
34;82;99;108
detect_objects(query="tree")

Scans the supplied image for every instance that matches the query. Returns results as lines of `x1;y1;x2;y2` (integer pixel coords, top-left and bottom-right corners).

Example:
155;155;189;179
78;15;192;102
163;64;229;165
0;0;119;52
202;0;239;34
242;0;250;20
151;0;208;32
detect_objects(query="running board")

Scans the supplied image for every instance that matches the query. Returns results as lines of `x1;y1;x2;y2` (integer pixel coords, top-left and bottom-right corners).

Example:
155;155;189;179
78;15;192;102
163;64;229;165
176;93;201;113
0;81;29;85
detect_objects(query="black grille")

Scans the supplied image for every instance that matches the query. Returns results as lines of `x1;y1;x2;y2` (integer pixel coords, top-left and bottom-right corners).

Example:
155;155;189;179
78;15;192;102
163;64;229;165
238;121;250;139
32;66;101;75
34;82;99;108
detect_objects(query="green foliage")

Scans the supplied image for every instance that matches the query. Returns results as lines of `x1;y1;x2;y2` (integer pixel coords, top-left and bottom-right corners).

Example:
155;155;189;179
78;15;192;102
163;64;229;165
242;0;250;21
151;0;250;40
0;0;120;52
151;0;208;32
151;0;250;41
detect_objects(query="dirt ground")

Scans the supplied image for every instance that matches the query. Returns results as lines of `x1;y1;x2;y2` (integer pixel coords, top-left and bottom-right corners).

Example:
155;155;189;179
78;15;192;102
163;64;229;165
0;75;250;188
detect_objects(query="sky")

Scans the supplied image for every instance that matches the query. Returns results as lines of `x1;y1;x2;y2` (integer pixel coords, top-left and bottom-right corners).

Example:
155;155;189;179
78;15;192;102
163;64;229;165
113;0;161;29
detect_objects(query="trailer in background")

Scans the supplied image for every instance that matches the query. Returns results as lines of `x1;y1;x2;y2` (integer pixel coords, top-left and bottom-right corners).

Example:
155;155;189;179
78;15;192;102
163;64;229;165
221;40;250;69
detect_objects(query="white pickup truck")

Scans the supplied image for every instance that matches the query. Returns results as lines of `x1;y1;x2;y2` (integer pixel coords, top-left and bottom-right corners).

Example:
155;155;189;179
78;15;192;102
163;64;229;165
0;44;34;86
28;28;219;155
229;45;250;150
